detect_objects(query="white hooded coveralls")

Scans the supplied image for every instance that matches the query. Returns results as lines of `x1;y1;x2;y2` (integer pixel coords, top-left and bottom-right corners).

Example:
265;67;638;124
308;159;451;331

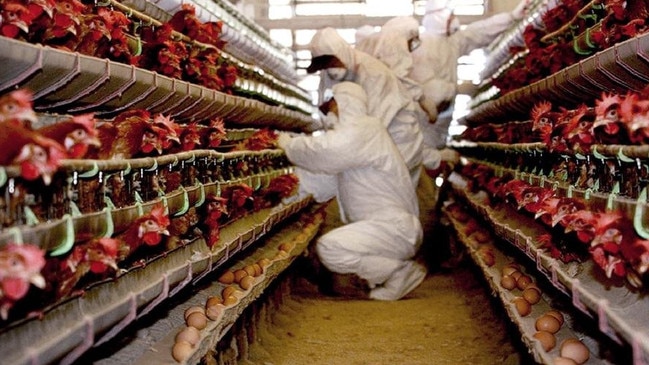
309;27;424;187
356;16;446;172
412;4;521;149
280;82;425;301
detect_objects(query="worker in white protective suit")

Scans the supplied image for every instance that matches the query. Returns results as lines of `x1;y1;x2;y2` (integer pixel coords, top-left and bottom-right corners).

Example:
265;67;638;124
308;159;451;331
306;27;424;187
277;82;426;301
411;0;532;150
355;16;460;177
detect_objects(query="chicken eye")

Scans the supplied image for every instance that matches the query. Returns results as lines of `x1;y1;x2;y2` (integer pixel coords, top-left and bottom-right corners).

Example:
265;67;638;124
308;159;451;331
73;129;86;138
540;117;548;124
3;102;17;113
607;109;617;119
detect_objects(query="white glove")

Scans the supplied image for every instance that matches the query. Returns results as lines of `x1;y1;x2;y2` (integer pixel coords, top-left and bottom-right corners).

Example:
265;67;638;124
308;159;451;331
276;132;292;149
511;0;532;20
439;148;460;164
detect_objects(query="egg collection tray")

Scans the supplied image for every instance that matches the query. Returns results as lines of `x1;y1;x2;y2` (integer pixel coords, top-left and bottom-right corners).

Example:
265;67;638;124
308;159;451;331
447;172;649;365
443;199;615;365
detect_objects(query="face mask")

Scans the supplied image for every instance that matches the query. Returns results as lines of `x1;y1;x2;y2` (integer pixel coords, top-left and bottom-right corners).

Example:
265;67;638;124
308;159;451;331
326;67;347;81
322;112;339;129
408;36;421;52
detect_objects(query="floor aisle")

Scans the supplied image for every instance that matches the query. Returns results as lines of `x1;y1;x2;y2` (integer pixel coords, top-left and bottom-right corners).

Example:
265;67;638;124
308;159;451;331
245;261;535;365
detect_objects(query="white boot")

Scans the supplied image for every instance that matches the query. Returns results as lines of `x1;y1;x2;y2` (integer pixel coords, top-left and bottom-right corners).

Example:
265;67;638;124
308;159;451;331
369;261;426;300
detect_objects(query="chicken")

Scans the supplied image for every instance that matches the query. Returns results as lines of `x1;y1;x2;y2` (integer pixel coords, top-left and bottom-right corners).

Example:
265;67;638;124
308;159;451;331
496;179;530;206
168;4;202;41
56;237;119;299
255;174;299;209
592;92;629;145
0;1;31;39
0;89;38;127
235;129;278;151
36;113;100;158
199;193;228;248
222;183;254;221
138;23;188;80
563;210;600;244
517;186;555;214
167;122;201;154
585;211;631;279
535;197;586;228
99;7;134;65
618;89;649;145
199;117;227;149
30;0;86;48
71;10;113;58
0;243;46;320
92;110;164;160
0;121;67;185
116;203;170;262
565;104;596;152
530;101;559;144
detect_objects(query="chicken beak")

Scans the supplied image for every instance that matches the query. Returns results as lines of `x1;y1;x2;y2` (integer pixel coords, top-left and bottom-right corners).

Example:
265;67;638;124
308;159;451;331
88;136;102;147
30;273;46;289
41;172;53;186
160;229;170;236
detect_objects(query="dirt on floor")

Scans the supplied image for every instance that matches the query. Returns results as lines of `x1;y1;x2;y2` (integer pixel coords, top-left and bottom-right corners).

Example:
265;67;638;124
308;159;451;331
244;261;534;365
243;174;536;365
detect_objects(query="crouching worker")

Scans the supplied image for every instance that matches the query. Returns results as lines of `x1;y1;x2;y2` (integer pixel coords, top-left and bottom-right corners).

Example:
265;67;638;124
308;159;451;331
276;82;426;300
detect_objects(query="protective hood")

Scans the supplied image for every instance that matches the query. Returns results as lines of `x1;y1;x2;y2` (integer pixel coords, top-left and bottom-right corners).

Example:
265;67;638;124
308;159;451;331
422;6;459;35
355;25;376;45
381;16;419;43
331;82;368;123
308;28;355;72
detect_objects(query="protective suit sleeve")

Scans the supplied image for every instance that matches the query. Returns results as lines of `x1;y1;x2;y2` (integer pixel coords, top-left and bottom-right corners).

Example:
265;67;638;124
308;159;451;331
293;167;337;203
453;12;514;56
282;128;371;175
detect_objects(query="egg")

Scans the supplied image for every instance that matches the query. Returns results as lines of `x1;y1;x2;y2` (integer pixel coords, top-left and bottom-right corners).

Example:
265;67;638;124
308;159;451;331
240;275;255;290
205;296;223;308
278;242;295;252
512;297;532;316
223;294;238;306
532;330;556;351
217;270;235;284
184;306;205;320
510;270;523;281
502;265;519;277
473;230;491;243
252;263;263;276
516;274;533;290
522;286;541;304
560;338;589;364
500;275;517;290
244;265;256;277
233;269;248;283
545;310;565;326
172;340;193;362
257;258;271;268
175;326;200;345
222;285;238;299
535;314;561;334
205;303;225;320
553;356;578;365
186;311;208;330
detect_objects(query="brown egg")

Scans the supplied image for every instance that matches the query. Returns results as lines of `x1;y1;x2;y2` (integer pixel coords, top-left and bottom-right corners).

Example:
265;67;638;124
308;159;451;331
522;286;541;304
184;306;205;320
516;275;533;290
240;275;255;290
473;230;491;243
175;326;201;346
172;340;194;362
278;242;294;252
553;356;578;365
500;275;517;290
512;297;532;317
480;249;495;267
560;338;589;364
257;258;271;268
205;303;225;321
545;310;565;326
233;269;248;283
243;265;256;277
222;285;238;298
217;270;235;284
186;311;207;330
502;264;519;276
252;263;263;276
510;270;523;281
532;330;556;351
223;294;238;306
205;296;223;308
535;314;561;334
